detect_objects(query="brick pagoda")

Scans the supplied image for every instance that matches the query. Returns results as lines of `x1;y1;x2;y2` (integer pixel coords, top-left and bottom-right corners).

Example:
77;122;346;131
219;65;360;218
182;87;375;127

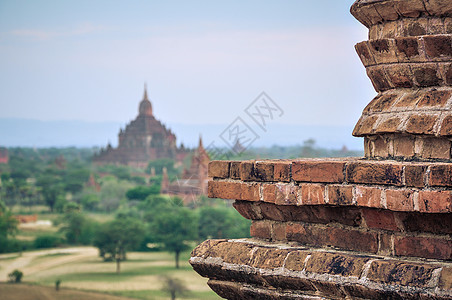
190;0;452;299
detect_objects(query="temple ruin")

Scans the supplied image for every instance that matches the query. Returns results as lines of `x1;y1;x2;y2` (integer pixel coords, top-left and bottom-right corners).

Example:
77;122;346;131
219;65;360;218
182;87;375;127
190;0;452;299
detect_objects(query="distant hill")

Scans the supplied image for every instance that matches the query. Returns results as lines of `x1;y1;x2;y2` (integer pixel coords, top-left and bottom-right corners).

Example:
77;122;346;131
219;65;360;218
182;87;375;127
0;118;363;150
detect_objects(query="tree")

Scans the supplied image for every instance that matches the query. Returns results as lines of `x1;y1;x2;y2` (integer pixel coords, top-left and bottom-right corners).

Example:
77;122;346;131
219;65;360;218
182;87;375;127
198;206;251;240
36;170;65;212
0;200;18;253
94;217;145;273
150;207;198;268
59;204;97;245
125;185;160;201
160;275;189;300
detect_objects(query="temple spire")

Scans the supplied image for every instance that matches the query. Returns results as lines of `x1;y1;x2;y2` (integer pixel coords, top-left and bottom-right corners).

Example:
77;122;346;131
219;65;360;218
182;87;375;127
143;83;149;101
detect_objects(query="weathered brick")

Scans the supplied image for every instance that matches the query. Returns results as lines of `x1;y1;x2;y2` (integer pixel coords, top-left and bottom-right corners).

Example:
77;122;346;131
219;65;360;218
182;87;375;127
372;135;391;157
395;37;420;59
207;281;243;300
208;161;230;178
405;164;427;187
369;39;397;64
378;233;393;256
429;164;452;186
352;115;379;136
355;186;382;208
240;161;256;181
286;223;378;253
240;182;261;201
366;93;398;112
394;92;421;108
272;222;286;241
412;65;441;87
402;18;428;37
362;209;399;231
262;183;276;203
386;189;415;211
421;137;451;159
259;202;285;221
230;161;241;179
386;64;413;88
445;63;452;85
263;274;315;292
367;260;437;288
328;185;354;205
419;190;452;213
375;116;402;133
405;114;438;135
394;236;452;260
284;250;310;271
367;66;391;91
249;248;290;269
440;115;452;135
232;201;263;220
305;252;370;277
255;161;275;181
424;35;452;58
292;160;345;183
416;90;451;107
346;161;404;186
400;212;452;235
355;41;376;66
394;136;415;157
250;221;272;239
191;239;227;258
275;183;299;206
208;241;255;265
208;180;241;199
300;183;325;205
439;267;452;290
273;161;291;182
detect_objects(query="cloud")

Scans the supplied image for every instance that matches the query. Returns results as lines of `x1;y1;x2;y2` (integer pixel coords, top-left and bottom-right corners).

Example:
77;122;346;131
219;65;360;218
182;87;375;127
10;22;109;41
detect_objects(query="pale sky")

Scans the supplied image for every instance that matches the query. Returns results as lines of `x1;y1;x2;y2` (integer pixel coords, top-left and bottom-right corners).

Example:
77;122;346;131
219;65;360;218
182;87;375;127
0;0;374;130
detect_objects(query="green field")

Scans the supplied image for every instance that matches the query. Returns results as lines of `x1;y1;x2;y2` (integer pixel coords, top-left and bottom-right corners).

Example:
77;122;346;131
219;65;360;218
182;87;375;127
0;247;221;300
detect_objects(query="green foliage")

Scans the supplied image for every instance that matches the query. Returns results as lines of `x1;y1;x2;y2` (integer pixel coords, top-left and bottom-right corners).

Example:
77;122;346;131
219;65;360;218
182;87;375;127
149;207;198;268
0;200;19;253
98;177;134;212
93;217;145;273
59;208;98;245
80;193;100;211
8;269;23;283
125;185;160;201
197;206;251;240
34;234;64;249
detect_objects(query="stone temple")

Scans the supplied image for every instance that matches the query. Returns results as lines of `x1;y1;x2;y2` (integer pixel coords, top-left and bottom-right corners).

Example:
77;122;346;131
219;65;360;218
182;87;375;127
93;87;188;168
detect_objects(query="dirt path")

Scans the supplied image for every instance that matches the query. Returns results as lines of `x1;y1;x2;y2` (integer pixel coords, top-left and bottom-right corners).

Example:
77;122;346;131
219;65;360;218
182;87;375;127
0;247;98;282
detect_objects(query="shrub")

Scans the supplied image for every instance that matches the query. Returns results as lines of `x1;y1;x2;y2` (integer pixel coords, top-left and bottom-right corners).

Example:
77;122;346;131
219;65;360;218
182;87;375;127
8;269;23;283
34;234;63;249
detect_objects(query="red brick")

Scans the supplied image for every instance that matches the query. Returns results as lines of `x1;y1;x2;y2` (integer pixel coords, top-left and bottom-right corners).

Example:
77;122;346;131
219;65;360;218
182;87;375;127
250;221;271;239
352;115;379;136
355;41;376;66
259;202;285;221
419;190;452;213
284;250;310;271
405;165;427;187
367;66;391;91
272;222;286;241
275;183;298;205
292;160;345;183
286;223;378;254
362;209;399;231
355;186;382;208
239;161;255;181
439;267;452;290
232;201;263;220
429;164;452;187
393;136;415;157
412;65;441;87
378;233;393;256
405;114;438;135
421;137;451;159
262;184;276;203
346;161;404;186
208;161;230;178
300;183;325;205
208;180;241;199
394;236;452;260
394;92;421;108
240;182;261;201
230;161;241;179
273;161;291;182
375;117;402;133
440;115;452;136
386;189;415;211
395;37;420;59
424;35;452;58
416;90;451;107
367;260;437;288
254;161;275;181
366;94;399;112
328;185;354;205
385;65;413;88
249;247;290;269
305;252;370;277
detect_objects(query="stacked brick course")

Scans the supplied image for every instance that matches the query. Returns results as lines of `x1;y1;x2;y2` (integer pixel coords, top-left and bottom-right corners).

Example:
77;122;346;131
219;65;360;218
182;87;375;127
191;1;452;299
